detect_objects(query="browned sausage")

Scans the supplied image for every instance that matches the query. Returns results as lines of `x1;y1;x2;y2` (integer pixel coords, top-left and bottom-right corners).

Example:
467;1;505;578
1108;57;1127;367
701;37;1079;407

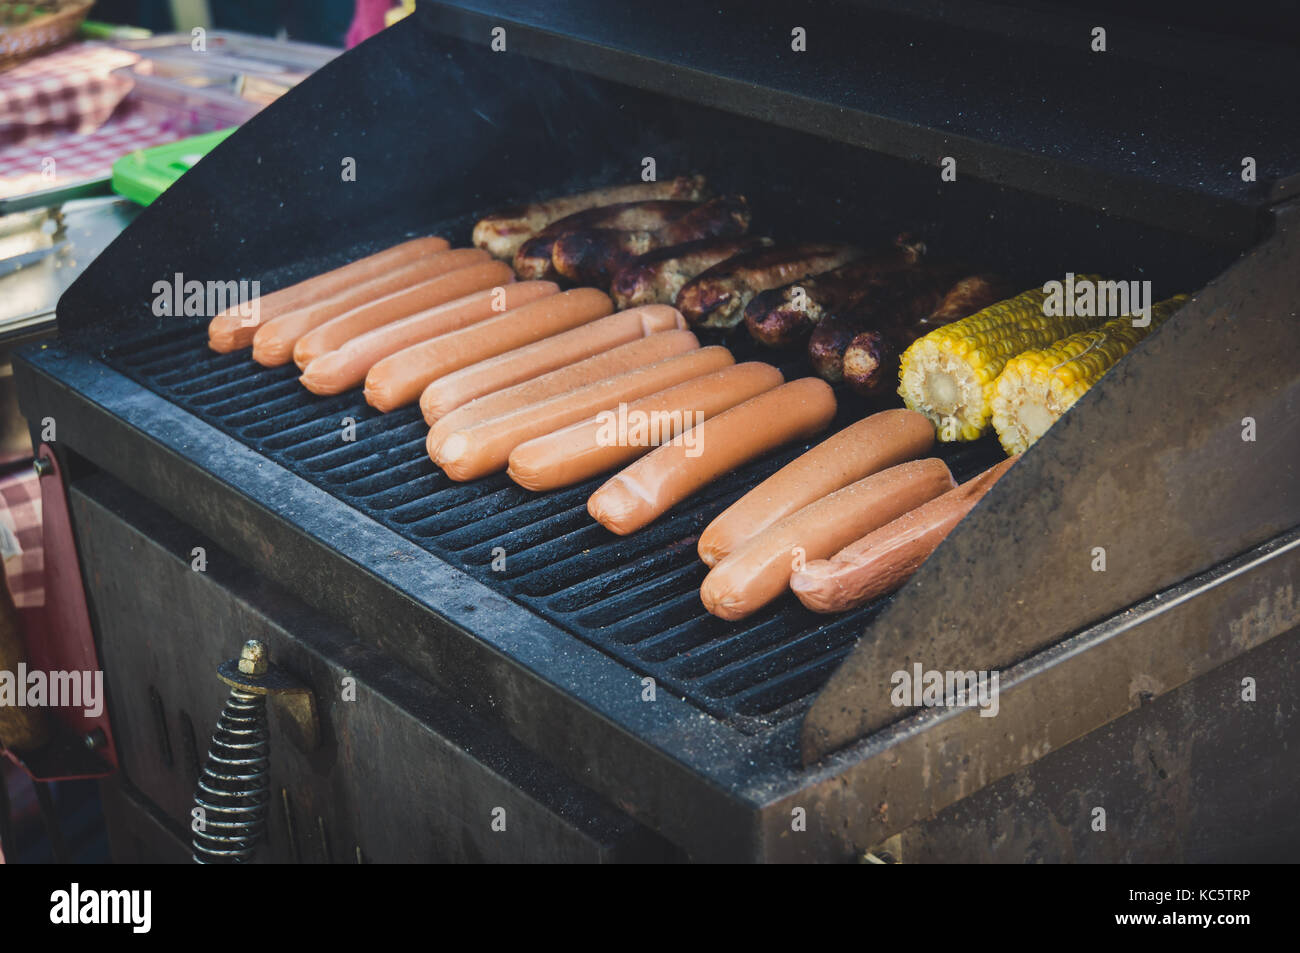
790;456;1017;612
676;243;863;328
699;458;956;620
610;236;773;309
472;176;707;260
513;201;700;280
742;234;927;347
551;196;751;287
838;273;1012;394
805;264;985;383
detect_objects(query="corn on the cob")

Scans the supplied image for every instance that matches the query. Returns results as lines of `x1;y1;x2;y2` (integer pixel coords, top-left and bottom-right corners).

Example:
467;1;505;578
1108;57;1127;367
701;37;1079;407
989;294;1189;455
897;275;1107;441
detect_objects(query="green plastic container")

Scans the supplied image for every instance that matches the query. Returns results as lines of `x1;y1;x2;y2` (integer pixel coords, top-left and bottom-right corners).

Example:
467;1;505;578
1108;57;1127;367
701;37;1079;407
111;128;236;206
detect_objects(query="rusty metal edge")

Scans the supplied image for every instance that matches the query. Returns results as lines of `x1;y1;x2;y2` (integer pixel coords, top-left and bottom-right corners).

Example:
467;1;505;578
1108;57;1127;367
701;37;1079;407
762;526;1298;861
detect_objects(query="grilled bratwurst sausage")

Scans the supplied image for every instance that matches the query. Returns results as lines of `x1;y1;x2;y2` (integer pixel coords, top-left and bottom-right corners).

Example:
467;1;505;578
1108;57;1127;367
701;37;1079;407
742;234;926;348
838;273;1013;394
699;458;956;620
697;408;935;568
587;378;837;535
676;243;863;329
610;236;772;309
473;176;707;260
551;196;751;287
791;456;1016;612
208;236;449;353
514;201;701;280
805;263;988;383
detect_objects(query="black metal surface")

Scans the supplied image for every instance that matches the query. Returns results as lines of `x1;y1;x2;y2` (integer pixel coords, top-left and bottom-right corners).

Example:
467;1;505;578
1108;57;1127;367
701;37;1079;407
102;323;1002;732
74;472;676;863
770;527;1300;860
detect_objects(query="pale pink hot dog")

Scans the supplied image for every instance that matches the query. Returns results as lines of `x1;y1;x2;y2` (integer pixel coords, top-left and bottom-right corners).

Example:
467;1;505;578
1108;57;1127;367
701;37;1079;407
790;456;1017;613
418;305;685;424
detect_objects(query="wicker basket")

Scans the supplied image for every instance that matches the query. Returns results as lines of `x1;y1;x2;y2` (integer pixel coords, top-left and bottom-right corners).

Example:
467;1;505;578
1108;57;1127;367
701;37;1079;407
0;0;95;71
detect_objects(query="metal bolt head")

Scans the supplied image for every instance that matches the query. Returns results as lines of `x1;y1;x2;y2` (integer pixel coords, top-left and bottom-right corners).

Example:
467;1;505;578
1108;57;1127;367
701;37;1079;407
83;728;106;750
238;640;269;676
33;457;53;477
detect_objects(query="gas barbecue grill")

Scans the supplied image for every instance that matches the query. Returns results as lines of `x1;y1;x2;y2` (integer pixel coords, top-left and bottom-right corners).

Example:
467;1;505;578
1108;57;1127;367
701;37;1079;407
13;1;1300;862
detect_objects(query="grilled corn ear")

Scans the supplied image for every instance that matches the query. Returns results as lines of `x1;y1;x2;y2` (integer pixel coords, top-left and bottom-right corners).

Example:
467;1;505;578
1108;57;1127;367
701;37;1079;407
897;276;1106;441
990;294;1190;455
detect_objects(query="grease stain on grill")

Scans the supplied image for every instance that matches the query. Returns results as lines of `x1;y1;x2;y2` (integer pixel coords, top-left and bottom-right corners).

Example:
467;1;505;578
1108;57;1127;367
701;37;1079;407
107;326;1005;733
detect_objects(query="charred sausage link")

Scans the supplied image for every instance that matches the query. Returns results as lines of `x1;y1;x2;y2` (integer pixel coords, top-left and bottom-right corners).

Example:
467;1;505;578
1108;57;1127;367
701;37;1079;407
610;236;772;309
676;243;864;329
552;196;751;287
743;234;927;347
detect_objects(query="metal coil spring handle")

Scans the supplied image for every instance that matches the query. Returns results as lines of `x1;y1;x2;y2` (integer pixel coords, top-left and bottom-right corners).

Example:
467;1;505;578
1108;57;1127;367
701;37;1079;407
192;640;318;864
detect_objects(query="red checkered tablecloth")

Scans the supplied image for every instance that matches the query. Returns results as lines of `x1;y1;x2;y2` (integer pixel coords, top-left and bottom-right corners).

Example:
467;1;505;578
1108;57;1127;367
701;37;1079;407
0;110;187;197
0;41;192;199
0;468;43;609
0;42;139;147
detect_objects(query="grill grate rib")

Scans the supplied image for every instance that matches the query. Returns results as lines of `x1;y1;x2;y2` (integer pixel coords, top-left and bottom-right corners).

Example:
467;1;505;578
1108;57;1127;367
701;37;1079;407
107;325;1007;733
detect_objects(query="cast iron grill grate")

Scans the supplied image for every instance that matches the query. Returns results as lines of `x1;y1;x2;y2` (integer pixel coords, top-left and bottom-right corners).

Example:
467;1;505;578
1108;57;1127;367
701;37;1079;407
106;324;1006;733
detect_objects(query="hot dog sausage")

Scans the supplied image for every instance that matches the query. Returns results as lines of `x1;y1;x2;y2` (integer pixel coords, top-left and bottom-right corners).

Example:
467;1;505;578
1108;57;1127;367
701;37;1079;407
610;236;773;310
697;408;935;567
791;456;1016;612
700;458;956;620
433;347;736;482
293;259;514;369
298;281;557;396
742;235;927;348
207;236;449;352
587;377;837;536
427;329;700;449
472;176;706;260
507;362;784;491
419;305;685;424
251;248;490;367
364;288;613;412
514;201;700;280
676;243;863;329
551;196;751;287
